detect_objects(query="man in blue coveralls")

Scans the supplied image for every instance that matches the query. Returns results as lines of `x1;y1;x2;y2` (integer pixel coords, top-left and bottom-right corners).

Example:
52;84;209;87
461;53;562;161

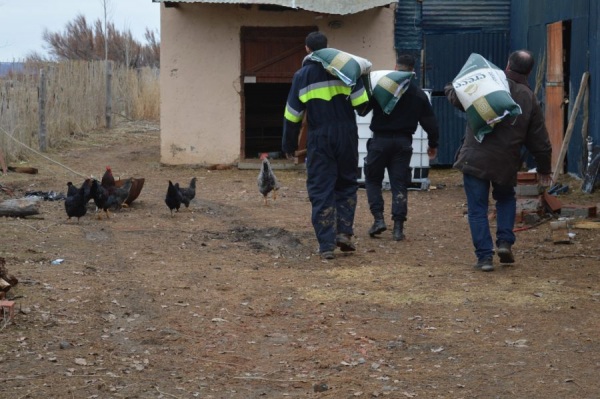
282;32;370;260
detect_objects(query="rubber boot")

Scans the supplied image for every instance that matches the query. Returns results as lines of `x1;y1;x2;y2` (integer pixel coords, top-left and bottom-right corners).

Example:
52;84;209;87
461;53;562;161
393;220;405;241
368;213;387;237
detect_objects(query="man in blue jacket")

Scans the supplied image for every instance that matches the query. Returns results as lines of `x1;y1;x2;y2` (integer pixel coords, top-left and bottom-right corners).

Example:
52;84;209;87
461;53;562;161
282;32;370;260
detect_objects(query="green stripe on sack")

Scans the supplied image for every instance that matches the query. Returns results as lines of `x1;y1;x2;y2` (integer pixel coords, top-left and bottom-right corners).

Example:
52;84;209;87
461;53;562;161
310;48;371;86
370;71;414;114
299;85;351;103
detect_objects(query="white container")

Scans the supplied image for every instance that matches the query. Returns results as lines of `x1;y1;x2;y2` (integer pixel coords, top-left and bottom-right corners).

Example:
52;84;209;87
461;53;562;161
357;89;431;190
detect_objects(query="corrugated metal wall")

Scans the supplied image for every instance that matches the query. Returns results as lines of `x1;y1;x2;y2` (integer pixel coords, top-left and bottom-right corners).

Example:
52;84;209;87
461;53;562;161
511;0;596;177
422;0;510;30
395;0;422;82
395;0;511;164
424;32;509;92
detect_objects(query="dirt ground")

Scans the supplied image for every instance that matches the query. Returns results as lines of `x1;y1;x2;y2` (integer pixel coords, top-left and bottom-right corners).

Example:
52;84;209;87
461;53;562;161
1;122;599;398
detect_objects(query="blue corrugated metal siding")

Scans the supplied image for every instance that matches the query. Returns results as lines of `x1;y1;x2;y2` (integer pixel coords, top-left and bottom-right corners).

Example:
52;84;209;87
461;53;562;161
566;17;589;175
431;97;465;165
424;32;509;92
511;0;597;177
395;0;422;82
510;0;529;51
395;0;422;50
422;0;510;30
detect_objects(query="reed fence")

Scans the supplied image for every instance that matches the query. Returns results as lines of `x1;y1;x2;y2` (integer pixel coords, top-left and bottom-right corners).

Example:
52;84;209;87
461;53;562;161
0;60;159;161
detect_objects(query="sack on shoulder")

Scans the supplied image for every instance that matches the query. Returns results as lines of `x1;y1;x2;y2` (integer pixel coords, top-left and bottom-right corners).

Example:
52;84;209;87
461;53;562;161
452;53;522;142
369;70;415;114
310;48;372;86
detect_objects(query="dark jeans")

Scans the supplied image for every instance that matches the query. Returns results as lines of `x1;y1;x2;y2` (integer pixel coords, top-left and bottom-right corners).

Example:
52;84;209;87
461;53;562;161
463;173;516;261
364;134;413;221
306;123;359;253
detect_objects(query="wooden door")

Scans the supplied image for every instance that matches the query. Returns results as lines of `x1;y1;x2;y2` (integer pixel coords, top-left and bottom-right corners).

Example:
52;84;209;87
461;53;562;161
546;21;564;170
241;27;317;83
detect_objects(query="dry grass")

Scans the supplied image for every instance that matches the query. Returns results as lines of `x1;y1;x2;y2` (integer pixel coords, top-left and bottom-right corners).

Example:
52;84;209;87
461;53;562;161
0;60;159;162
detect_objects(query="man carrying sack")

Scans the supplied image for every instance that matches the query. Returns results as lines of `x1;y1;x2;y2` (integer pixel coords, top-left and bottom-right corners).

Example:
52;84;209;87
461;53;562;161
282;32;370;260
365;54;439;241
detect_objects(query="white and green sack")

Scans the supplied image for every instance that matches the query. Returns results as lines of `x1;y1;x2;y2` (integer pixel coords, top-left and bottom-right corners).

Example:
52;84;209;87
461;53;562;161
369;70;415;114
452;53;522;142
310;48;372;86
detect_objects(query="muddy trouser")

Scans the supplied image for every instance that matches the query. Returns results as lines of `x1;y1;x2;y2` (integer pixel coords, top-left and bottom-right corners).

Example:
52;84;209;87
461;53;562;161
306;122;359;253
364;133;413;222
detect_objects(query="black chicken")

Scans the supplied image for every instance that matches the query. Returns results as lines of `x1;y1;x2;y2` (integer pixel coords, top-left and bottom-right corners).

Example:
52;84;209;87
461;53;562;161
179;177;197;211
257;156;280;206
90;179;110;219
107;178;133;210
165;180;183;217
65;180;89;221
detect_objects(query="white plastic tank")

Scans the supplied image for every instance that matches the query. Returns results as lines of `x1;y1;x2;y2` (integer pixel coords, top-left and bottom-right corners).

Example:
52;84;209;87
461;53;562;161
356;89;432;190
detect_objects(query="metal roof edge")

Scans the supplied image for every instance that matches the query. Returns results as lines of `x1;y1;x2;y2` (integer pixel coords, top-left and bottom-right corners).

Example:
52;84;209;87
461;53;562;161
152;0;397;15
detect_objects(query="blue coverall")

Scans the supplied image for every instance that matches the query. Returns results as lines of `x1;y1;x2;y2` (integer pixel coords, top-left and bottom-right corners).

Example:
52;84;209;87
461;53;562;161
282;57;370;253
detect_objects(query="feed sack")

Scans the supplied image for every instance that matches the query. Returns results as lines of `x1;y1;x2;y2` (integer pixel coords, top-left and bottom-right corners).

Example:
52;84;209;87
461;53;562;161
310;48;371;86
452;53;522;142
369;70;415;114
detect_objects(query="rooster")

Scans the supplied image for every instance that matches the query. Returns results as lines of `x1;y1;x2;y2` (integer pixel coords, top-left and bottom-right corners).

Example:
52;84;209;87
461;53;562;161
165;180;183;217
65;180;89;221
101;166;116;195
179;177;197;211
257;154;279;206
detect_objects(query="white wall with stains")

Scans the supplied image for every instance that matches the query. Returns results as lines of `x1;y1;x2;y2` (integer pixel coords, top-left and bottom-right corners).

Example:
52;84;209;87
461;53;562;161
160;3;396;165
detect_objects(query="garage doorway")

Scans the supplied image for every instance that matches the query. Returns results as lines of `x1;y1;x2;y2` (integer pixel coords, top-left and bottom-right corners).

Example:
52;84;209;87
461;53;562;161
240;26;317;159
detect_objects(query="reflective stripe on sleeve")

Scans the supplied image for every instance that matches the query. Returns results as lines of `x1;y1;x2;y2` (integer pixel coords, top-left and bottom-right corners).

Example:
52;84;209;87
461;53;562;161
350;86;369;107
284;103;304;123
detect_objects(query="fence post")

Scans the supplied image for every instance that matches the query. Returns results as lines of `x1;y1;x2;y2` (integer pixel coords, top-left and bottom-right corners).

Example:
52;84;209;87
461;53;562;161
38;68;47;152
105;61;113;129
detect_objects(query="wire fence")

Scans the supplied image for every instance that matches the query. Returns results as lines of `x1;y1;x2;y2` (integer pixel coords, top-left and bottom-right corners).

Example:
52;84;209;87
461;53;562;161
0;60;159;161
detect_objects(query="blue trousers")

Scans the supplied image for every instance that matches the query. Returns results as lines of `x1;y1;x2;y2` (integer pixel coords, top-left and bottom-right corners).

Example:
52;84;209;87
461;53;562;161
364;134;413;221
306;123;359;253
463;173;516;261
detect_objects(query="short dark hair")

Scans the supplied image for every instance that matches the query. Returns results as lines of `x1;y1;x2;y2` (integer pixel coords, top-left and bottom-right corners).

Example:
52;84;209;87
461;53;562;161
306;32;327;52
397;54;416;70
508;50;535;75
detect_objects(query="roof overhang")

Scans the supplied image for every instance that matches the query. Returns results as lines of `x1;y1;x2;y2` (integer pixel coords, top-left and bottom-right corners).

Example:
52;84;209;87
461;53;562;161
152;0;397;15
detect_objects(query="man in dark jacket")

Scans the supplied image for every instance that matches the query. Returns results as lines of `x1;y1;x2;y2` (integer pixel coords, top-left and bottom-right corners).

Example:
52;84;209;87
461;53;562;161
365;54;439;241
445;50;552;272
282;32;370;260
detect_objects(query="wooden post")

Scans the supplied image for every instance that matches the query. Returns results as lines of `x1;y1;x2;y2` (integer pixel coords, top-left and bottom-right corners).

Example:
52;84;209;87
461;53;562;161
0;198;41;217
105;61;113;129
581;83;589;173
552;72;589;183
0;149;7;174
38;68;47;152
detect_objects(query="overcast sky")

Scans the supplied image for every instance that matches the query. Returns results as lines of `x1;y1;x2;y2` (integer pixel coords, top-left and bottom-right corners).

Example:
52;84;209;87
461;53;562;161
0;0;161;61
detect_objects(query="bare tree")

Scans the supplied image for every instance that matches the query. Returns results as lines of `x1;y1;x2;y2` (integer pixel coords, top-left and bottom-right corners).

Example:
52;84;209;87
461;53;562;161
40;14;159;68
99;0;115;62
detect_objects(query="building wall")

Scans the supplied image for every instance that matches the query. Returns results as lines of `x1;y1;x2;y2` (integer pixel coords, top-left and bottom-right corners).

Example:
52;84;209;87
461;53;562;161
510;0;596;176
160;4;396;165
394;0;511;165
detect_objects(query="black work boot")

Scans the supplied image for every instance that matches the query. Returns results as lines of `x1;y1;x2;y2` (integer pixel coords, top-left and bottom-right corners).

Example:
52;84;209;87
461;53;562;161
473;257;494;272
497;241;515;263
368;213;387;237
336;234;356;252
392;221;405;241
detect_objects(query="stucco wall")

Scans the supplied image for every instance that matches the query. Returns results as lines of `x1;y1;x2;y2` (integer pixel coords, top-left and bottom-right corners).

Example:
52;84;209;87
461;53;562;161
160;3;396;165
